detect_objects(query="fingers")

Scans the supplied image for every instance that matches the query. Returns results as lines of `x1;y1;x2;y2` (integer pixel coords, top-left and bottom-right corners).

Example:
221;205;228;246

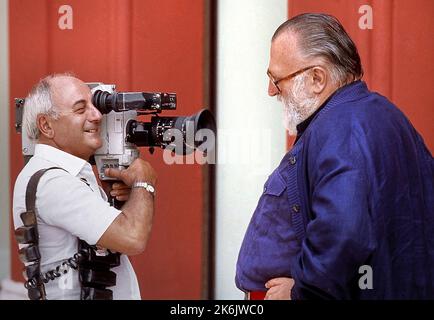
264;285;291;300
264;277;294;300
265;277;294;288
265;278;279;288
264;286;279;300
104;168;123;180
114;194;129;202
111;182;130;190
110;187;131;201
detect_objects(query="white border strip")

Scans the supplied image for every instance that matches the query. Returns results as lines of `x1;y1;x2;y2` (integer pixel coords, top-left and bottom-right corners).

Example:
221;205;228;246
215;0;288;299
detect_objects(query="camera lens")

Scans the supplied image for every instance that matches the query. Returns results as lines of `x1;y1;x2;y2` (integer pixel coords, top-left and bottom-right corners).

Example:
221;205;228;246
126;109;216;155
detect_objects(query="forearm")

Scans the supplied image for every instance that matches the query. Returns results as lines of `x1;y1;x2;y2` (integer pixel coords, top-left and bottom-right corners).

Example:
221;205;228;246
98;159;157;254
120;186;154;249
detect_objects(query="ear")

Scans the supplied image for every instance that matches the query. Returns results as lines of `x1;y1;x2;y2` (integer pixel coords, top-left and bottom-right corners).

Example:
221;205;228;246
36;114;56;139
310;66;328;94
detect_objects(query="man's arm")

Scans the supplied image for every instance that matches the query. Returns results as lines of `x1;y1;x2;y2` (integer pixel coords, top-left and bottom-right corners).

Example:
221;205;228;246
290;126;376;300
97;158;157;255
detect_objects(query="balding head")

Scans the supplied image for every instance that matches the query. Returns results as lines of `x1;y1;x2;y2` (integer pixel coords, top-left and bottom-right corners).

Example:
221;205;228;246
23;73;73;140
23;73;102;160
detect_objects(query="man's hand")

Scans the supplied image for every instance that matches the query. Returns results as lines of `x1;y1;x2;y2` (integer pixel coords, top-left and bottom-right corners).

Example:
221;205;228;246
104;158;157;187
264;277;295;300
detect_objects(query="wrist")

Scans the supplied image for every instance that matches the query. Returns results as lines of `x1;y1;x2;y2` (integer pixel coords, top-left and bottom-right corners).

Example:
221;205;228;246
132;181;156;197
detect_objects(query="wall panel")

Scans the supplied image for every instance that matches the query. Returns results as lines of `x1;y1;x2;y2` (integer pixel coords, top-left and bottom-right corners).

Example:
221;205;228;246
9;0;209;299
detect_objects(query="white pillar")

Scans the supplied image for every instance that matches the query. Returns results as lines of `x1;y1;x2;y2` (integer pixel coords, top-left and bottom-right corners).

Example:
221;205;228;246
215;0;288;299
0;0;10;281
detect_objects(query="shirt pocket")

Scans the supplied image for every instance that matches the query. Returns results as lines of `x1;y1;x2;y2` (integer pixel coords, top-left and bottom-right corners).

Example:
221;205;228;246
263;171;286;197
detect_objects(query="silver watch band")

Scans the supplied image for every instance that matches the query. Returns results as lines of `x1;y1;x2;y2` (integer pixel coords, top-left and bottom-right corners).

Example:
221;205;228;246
132;181;156;196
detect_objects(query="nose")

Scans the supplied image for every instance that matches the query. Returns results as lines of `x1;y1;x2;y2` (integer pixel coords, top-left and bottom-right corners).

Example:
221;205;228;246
89;104;102;122
268;80;278;97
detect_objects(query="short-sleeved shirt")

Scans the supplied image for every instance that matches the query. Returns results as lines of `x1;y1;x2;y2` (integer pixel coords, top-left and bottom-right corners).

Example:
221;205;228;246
13;144;141;300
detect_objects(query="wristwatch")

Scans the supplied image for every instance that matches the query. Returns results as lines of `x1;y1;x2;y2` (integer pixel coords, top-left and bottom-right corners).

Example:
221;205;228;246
132;181;156;197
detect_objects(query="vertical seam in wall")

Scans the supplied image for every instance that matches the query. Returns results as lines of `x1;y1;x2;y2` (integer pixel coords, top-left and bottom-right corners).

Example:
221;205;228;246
367;0;373;86
2;0;11;279
46;0;51;72
128;0;133;88
204;0;217;300
390;0;394;101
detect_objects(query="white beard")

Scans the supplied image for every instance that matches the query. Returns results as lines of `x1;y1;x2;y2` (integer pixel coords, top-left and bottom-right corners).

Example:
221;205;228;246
278;74;320;136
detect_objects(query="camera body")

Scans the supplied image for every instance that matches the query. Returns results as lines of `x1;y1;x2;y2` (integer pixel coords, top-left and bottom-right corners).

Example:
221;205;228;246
87;83;140;180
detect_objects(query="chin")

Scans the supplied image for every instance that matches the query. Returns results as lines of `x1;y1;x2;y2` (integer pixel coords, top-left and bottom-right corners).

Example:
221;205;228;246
88;137;102;150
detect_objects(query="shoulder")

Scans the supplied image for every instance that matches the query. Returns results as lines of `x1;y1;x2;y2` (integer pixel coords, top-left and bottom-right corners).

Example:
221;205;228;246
13;159;71;228
306;91;409;149
15;164;72;195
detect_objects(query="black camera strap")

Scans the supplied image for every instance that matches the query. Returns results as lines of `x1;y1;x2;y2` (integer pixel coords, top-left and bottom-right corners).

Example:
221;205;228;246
15;167;121;300
15;167;66;300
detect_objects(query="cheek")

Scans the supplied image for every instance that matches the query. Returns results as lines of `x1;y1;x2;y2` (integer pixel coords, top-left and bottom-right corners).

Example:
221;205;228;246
53;119;83;139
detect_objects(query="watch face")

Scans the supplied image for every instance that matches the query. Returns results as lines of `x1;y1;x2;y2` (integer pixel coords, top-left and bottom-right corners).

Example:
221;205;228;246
148;185;155;193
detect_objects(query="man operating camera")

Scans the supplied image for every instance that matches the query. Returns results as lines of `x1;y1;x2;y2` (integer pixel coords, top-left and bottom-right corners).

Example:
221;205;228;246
13;74;156;299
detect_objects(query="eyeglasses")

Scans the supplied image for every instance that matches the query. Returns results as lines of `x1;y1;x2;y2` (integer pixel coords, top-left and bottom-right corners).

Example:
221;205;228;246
267;65;318;93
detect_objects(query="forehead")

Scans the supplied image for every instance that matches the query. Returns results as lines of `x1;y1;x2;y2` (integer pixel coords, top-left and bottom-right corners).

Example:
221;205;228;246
269;32;304;74
49;76;91;108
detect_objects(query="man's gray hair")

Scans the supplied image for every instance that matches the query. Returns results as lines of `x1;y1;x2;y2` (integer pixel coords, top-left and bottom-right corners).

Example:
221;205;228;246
273;13;363;85
23;73;73;140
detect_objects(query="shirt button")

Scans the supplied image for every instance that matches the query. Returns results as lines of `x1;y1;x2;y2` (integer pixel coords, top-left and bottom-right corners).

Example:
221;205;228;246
264;186;267;192
289;156;297;165
292;204;300;213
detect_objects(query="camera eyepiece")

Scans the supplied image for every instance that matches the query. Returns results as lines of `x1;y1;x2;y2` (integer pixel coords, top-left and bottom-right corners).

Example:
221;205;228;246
92;90;114;114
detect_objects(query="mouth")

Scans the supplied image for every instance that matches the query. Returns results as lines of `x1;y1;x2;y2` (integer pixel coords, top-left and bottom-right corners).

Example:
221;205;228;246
84;129;99;134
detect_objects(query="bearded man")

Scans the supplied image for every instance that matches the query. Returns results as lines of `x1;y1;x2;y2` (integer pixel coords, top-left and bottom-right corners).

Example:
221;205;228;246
235;13;434;300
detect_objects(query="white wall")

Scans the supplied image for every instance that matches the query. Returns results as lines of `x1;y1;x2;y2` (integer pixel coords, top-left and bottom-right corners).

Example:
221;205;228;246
0;0;10;281
215;0;288;299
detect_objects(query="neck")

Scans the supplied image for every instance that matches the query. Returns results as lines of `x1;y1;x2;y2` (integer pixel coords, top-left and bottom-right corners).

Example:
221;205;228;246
37;138;90;161
317;80;342;107
38;137;61;151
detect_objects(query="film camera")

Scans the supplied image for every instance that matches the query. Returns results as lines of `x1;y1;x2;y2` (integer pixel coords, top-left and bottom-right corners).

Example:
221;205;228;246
15;83;216;180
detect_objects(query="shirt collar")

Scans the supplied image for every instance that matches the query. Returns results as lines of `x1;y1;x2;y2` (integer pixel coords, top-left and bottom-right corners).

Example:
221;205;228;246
295;80;365;142
34;144;89;177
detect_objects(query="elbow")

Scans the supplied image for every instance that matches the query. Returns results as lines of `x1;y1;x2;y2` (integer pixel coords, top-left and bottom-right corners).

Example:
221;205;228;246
124;228;151;256
127;238;147;256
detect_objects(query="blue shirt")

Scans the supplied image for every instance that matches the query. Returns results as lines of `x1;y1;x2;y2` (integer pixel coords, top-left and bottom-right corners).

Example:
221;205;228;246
236;81;434;299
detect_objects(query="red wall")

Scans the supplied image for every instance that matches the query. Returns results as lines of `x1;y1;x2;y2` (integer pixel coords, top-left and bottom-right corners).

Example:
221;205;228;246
287;0;434;152
9;0;210;299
